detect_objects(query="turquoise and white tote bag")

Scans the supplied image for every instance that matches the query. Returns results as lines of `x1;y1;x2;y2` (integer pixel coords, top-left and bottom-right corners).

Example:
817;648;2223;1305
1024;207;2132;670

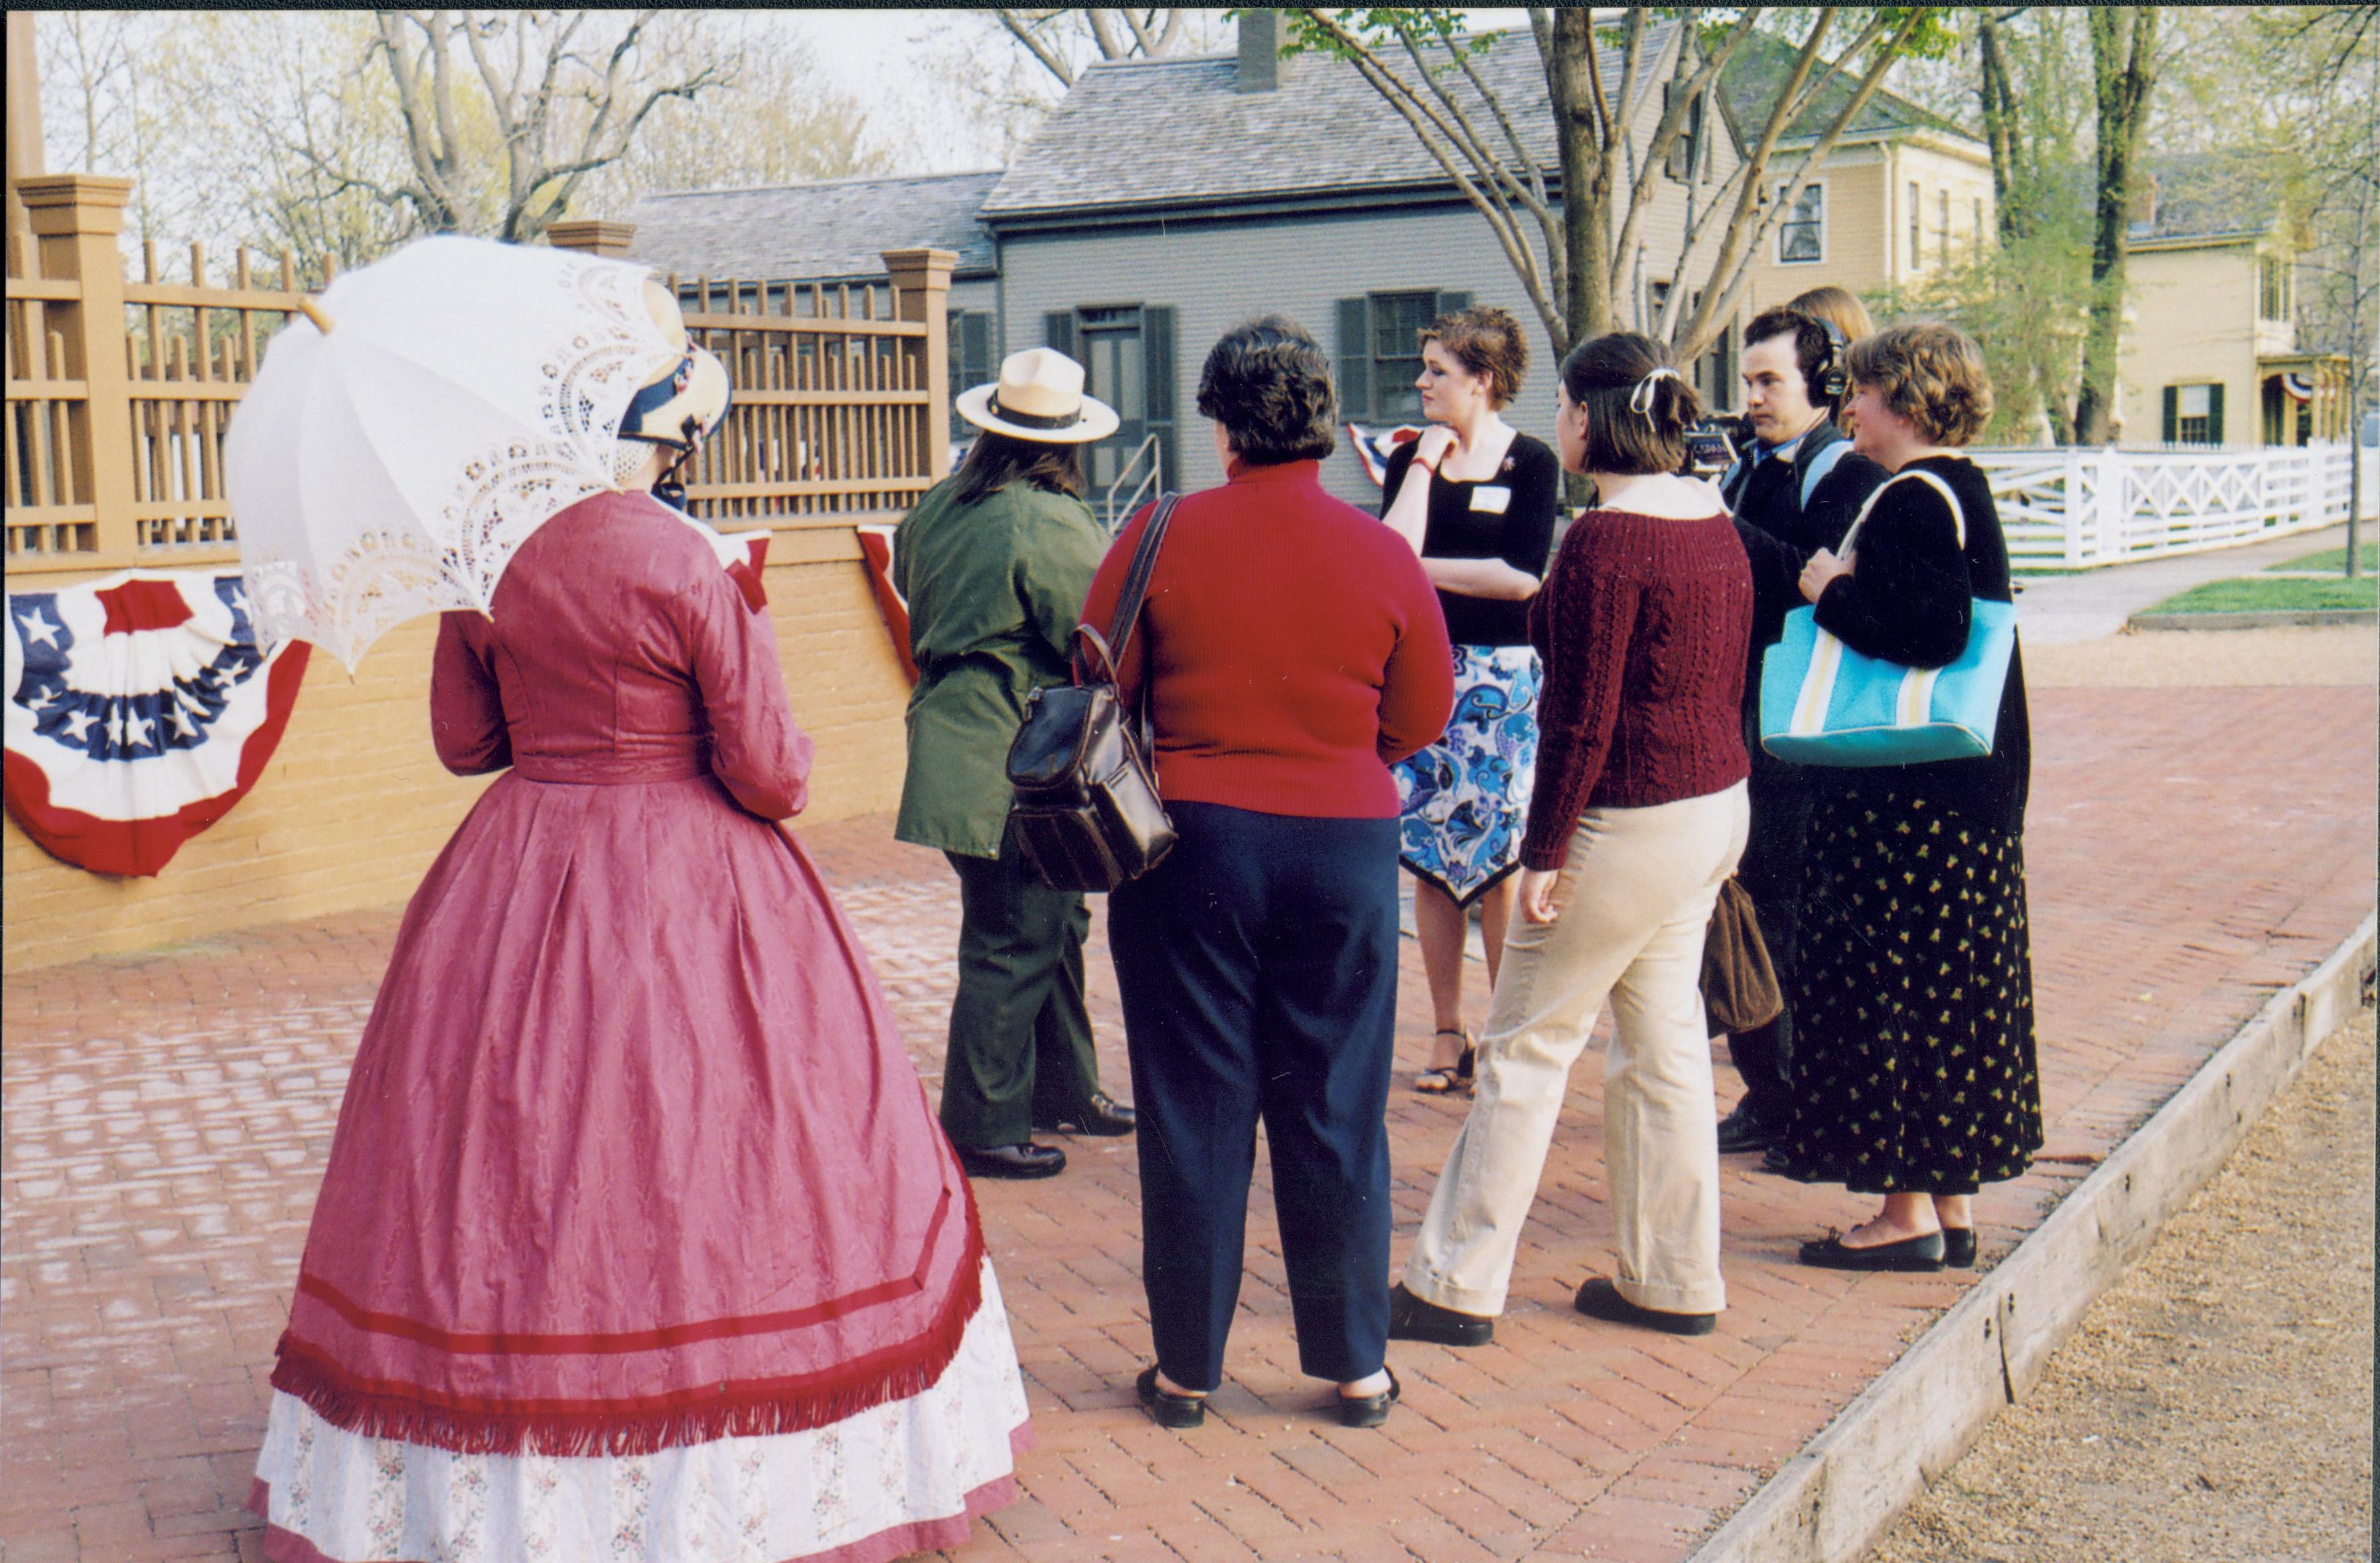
1758;469;2018;768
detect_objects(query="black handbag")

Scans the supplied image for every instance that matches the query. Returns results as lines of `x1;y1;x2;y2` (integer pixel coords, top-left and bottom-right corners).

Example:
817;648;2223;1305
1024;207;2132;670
1004;495;1179;892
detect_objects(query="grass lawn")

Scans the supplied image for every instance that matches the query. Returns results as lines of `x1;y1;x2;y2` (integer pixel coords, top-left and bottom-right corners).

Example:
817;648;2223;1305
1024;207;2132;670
2148;575;2379;614
2264;542;2380;573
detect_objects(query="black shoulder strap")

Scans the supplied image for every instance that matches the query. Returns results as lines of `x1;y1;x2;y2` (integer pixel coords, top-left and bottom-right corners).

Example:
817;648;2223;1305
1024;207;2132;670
1100;492;1179;666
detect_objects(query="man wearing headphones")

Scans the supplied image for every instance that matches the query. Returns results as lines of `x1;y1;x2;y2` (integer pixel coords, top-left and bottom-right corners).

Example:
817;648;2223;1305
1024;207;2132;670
1715;307;1888;1158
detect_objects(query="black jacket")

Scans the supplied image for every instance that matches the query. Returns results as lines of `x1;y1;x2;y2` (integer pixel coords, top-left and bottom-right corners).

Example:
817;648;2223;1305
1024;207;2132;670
1724;422;1889;662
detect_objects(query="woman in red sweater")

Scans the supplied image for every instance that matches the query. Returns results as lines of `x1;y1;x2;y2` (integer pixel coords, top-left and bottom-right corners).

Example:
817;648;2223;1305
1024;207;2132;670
1084;316;1454;1430
1391;332;1753;1341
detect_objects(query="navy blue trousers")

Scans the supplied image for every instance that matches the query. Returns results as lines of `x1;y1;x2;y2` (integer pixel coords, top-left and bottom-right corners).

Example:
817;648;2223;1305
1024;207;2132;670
1106;801;1400;1390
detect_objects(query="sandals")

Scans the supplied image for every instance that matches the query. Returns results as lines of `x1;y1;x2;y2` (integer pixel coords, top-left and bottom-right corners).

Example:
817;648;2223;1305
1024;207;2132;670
1413;1029;1476;1094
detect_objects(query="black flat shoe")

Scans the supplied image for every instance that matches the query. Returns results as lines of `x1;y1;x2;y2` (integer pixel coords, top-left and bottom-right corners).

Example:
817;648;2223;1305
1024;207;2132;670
1336;1367;1400;1428
1136;1365;1207;1428
1386;1282;1494;1347
1716;1101;1779;1155
1942;1227;1977;1268
955;1141;1067;1180
1572;1277;1717;1336
1798;1230;1946;1272
1035;1092;1136;1137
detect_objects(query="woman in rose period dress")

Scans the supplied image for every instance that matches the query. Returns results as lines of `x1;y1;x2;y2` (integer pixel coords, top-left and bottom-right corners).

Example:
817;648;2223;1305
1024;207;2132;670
248;343;1030;1563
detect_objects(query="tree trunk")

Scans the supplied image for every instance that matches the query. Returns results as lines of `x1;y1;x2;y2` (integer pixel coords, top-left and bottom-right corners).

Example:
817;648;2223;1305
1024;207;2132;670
1543;6;1607;362
2073;7;2158;447
1978;10;2023;245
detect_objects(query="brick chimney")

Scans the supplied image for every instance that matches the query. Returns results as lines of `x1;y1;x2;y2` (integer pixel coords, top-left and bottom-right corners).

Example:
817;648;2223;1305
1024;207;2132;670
1238;9;1280;94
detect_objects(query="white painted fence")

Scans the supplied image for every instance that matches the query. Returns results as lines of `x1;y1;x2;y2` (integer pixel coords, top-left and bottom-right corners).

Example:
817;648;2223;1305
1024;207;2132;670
1971;441;2377;567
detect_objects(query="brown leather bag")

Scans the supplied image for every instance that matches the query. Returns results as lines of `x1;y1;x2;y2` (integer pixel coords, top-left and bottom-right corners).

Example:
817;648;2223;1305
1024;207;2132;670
1701;876;1783;1034
1004;496;1179;892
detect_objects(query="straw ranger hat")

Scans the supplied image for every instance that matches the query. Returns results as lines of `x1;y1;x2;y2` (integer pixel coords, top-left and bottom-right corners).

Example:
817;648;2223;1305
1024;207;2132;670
956;348;1120;443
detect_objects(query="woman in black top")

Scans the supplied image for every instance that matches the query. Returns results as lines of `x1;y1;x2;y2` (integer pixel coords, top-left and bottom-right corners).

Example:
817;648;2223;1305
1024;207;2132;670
1779;321;2040;1274
1379;306;1562;1094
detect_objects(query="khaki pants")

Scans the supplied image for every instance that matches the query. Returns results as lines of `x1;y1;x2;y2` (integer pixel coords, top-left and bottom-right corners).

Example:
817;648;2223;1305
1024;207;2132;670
1404;782;1748;1317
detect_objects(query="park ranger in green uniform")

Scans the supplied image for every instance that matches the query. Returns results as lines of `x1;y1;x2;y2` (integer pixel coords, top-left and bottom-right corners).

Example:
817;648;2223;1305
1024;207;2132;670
895;348;1138;1179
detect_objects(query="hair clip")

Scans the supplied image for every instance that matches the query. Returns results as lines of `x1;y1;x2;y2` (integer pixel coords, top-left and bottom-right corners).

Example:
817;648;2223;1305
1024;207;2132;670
1629;366;1683;419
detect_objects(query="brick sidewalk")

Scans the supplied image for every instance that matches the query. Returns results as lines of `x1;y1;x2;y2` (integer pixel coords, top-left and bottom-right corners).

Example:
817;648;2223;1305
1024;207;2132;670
3;684;2373;1563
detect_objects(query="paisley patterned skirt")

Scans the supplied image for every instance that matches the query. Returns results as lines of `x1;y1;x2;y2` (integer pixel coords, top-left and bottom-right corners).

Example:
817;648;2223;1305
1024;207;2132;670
1776;784;2043;1196
1392;644;1540;905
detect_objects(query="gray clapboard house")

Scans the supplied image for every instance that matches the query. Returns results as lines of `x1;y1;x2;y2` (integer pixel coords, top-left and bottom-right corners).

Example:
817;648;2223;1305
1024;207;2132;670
982;15;1740;506
624;18;1740;512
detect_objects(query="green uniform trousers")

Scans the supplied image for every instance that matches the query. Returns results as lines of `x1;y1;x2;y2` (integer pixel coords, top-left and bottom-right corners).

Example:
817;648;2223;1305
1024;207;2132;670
940;837;1103;1149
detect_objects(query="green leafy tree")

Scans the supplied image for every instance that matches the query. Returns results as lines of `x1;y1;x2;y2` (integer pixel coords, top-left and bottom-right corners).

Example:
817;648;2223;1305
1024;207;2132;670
2071;5;2158;445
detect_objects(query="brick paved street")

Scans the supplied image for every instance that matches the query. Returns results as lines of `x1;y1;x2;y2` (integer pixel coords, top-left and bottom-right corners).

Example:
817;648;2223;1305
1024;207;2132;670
3;680;2373;1563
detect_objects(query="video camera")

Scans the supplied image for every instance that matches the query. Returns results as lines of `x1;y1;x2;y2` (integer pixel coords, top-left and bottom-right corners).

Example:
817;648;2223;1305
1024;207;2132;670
1679;415;1749;479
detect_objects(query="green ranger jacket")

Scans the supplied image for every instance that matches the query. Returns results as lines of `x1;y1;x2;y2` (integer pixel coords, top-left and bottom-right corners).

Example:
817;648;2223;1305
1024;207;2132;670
893;479;1110;858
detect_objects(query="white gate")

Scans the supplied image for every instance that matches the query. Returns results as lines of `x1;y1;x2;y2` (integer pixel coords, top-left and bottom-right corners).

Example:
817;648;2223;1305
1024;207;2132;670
1971;442;2373;567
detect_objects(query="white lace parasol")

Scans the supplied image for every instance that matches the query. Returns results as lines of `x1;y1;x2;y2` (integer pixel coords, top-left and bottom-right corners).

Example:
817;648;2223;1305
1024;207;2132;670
226;236;682;668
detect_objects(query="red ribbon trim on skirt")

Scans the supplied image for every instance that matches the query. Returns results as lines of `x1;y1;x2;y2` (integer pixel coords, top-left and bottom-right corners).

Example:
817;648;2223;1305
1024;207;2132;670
294;1185;954;1355
269;1178;988;1457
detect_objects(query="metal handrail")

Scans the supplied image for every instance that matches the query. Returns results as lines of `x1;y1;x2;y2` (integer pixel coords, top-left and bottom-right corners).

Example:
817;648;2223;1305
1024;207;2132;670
1104;432;1163;534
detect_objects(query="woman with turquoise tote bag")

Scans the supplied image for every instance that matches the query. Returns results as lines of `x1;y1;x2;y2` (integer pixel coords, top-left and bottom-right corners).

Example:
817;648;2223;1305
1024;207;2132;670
1767;322;2041;1275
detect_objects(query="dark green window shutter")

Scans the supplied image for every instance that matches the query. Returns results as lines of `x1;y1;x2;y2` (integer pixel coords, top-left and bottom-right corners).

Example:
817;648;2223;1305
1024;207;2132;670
1143;305;1177;490
1337;296;1372;421
1045;309;1077;360
1663;84;1696;180
2207;382;2225;445
1435;290;1473;323
2162;385;2178;443
962;311;993;387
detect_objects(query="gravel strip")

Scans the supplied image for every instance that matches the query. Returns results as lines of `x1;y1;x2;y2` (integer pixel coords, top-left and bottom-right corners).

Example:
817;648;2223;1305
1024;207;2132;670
1866;1007;2376;1563
2024;625;2378;688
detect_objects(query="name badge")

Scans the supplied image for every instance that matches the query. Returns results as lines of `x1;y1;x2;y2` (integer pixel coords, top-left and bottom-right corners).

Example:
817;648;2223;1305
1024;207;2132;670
1471;484;1513;514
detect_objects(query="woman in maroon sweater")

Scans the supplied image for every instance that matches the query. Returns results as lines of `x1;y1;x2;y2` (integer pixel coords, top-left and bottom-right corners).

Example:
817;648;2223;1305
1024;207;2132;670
1391;332;1754;1341
1085;316;1453;1430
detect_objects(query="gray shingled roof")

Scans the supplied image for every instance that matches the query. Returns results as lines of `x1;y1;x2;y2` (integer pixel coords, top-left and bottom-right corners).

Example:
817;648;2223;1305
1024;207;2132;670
1718;27;1969;147
981;25;1679;220
625;171;1002;283
2132;152;2281;244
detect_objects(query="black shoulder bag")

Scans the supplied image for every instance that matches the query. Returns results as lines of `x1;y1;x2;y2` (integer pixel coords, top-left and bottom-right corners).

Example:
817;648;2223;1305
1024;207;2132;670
1003;495;1180;892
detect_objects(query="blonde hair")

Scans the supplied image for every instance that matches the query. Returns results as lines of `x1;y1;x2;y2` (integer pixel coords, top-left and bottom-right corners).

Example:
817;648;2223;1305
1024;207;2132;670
1787;285;1875;343
1844;321;1994;447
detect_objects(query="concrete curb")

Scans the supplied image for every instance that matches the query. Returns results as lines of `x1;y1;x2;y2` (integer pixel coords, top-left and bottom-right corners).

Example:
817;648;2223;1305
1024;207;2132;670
2126;608;2379;631
1688;911;2379;1563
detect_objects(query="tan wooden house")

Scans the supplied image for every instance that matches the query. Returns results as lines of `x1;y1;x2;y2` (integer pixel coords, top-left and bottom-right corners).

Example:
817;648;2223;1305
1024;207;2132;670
2117;158;2352;448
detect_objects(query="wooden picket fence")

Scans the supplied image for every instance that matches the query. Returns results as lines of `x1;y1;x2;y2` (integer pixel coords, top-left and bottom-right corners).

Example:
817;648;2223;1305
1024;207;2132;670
3;176;951;578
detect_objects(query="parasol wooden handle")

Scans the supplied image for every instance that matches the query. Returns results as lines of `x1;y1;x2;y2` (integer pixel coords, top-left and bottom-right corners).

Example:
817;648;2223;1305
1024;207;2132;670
295;297;336;335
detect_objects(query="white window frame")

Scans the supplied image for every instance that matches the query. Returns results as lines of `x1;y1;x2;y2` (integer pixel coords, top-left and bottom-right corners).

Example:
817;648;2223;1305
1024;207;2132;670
1775;178;1828;265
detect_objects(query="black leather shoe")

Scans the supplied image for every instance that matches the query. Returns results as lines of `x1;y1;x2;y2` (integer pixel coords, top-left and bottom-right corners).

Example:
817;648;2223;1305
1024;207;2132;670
1798;1230;1945;1272
1573;1277;1717;1336
1716;1101;1779;1155
1942;1227;1978;1268
1035;1092;1136;1137
1336;1367;1400;1428
1136;1365;1207;1428
955;1142;1067;1180
1386;1282;1494;1347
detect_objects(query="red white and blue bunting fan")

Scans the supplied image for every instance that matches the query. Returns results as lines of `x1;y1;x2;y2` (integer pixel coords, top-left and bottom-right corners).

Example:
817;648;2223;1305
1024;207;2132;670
5;570;310;877
1346;421;1427;487
857;523;918;684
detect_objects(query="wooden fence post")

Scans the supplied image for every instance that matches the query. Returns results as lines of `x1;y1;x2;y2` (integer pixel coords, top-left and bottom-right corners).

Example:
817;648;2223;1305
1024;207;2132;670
882;247;954;483
547;220;638;260
18;173;138;561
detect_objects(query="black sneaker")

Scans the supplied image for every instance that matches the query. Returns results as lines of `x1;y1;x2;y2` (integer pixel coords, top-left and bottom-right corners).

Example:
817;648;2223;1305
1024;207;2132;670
1716;1100;1779;1155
